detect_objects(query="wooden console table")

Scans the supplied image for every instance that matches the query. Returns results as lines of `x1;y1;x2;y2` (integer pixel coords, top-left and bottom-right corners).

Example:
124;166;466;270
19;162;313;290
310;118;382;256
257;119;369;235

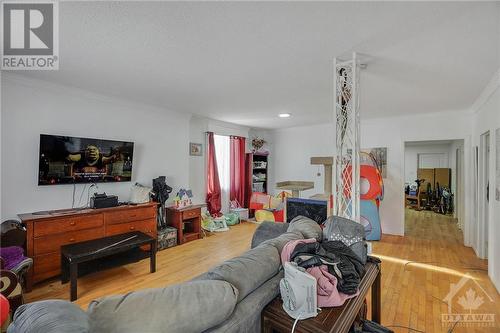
262;261;381;333
18;202;157;291
166;204;204;245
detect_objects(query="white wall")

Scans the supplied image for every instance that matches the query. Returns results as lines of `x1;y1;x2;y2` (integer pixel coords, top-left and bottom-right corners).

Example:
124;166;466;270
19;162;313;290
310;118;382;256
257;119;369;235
447;140;465;226
272;123;335;198
470;70;500;291
188;115;250;205
1;74;190;219
363;112;473;236
271;111;473;236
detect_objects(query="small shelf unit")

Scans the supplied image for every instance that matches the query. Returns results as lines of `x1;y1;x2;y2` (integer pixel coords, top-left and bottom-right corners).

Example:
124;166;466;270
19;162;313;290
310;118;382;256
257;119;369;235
250;152;269;194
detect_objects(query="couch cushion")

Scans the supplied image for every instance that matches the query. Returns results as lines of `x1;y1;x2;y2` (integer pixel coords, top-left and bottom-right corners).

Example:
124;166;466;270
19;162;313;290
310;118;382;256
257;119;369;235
88;280;238;333
251;222;290;249
288;216;323;240
8;300;89;333
205;244;280;302
259;231;304;253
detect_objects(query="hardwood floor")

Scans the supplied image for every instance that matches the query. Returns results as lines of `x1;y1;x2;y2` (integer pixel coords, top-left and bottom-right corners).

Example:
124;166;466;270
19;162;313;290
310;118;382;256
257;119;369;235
373;209;499;333
25;222;260;308
26;213;499;332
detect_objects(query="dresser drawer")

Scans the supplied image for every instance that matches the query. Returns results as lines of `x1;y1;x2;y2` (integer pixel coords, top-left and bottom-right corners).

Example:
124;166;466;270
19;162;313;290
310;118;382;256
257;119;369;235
33;253;61;282
104;207;155;225
182;208;200;220
34;214;103;237
34;228;104;256
105;219;156;237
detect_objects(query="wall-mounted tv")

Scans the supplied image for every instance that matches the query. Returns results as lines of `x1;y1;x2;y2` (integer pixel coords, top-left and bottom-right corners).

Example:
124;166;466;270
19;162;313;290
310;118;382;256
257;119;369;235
38;134;134;185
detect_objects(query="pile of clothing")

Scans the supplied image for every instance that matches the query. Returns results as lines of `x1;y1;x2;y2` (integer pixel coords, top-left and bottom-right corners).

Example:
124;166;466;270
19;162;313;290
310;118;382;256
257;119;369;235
281;215;368;307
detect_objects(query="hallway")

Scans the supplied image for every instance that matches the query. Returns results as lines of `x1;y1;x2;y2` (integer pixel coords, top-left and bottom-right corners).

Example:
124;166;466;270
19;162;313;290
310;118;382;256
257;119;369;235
372;209;500;332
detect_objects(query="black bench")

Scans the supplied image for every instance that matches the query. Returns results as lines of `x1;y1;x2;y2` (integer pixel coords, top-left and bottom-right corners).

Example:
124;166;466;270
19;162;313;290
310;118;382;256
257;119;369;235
61;231;156;301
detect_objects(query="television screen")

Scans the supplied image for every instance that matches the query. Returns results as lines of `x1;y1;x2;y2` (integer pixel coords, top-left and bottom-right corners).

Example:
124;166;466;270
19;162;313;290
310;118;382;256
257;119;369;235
38;134;134;185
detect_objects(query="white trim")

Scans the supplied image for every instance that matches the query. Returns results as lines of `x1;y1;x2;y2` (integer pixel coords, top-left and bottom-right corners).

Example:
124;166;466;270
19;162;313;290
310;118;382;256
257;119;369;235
477;131;490;259
402;136;470;245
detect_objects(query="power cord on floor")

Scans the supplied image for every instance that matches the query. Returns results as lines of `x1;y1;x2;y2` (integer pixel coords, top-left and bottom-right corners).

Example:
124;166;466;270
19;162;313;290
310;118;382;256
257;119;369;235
385;325;425;333
447;319;459;333
291;311;304;333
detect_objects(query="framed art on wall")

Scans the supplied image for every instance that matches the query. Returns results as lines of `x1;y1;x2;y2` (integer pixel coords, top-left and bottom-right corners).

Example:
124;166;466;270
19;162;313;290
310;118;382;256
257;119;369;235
362;147;387;178
190;143;202;156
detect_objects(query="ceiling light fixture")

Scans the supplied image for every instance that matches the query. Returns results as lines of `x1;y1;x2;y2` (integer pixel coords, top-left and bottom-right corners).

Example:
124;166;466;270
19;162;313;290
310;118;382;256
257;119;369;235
279;113;291;118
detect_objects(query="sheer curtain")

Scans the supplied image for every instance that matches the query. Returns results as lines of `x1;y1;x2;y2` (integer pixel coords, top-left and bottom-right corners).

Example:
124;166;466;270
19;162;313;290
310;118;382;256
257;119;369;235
214;134;230;214
206;132;222;216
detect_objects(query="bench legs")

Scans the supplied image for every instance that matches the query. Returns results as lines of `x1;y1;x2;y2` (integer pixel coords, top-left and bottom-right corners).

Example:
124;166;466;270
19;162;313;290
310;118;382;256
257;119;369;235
371;268;381;323
150;241;157;273
70;262;78;302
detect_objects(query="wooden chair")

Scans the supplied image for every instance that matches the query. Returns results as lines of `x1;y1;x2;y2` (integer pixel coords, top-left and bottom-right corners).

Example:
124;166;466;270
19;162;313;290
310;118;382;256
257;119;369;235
405;186;423;210
0;258;24;314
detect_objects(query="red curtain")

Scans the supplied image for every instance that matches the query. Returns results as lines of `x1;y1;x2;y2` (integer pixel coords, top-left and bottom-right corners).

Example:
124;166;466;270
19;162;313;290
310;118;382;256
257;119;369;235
230;136;246;207
205;132;222;217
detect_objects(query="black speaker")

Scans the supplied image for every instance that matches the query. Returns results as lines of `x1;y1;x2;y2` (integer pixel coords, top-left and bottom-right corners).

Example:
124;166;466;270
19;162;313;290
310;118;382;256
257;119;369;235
90;193;119;209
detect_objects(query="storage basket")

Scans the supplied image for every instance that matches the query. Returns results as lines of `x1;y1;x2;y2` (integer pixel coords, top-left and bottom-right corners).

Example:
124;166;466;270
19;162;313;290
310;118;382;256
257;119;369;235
157;226;177;250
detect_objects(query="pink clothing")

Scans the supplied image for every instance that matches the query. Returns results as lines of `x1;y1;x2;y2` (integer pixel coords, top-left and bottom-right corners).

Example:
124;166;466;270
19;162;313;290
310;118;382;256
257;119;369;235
281;238;359;307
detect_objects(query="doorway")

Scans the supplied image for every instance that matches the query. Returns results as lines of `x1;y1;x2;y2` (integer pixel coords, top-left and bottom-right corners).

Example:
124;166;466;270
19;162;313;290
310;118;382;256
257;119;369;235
477;131;490;259
404;139;465;235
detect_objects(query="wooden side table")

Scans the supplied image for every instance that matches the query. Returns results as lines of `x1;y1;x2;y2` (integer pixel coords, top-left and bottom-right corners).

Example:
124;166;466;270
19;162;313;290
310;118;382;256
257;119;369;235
166;205;204;244
262;261;381;333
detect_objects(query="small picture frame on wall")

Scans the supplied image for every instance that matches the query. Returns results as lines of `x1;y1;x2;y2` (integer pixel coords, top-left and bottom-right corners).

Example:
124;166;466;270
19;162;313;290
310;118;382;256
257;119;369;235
190;142;203;156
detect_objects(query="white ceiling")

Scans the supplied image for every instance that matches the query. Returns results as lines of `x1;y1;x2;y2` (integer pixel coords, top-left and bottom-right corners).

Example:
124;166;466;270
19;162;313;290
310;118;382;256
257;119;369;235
14;1;500;129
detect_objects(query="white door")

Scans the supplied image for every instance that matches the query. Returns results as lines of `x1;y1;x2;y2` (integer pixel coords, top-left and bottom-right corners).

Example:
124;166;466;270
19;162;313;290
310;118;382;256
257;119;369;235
455;147;463;227
418;153;448;168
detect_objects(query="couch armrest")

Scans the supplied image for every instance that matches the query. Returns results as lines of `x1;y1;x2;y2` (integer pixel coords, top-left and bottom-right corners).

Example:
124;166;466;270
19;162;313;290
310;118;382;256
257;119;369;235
8;300;90;333
251;222;289;249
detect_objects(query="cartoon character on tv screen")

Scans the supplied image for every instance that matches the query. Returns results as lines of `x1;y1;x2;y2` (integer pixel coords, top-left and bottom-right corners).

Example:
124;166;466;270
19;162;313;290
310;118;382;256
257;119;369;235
67;144;120;175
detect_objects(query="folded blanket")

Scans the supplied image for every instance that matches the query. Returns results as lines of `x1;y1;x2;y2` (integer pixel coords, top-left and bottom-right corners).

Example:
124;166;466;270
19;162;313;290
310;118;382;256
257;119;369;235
0;246;27;270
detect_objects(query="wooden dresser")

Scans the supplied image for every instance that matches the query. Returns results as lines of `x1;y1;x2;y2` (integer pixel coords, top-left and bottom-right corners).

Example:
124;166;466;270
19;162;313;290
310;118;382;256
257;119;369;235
18;202;157;291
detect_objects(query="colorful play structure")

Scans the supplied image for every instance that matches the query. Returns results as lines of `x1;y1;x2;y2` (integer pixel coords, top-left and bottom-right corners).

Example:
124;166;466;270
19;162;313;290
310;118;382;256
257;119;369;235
251;151;384;241
313;152;384;240
358;152;384;240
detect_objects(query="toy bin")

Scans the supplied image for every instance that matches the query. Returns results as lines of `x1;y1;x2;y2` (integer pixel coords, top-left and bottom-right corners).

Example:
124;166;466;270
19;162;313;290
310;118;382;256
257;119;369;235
229;208;249;221
157;226;177;250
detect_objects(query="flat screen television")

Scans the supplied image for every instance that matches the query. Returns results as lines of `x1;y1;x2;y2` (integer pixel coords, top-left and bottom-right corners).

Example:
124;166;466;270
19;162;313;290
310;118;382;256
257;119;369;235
38;134;134;185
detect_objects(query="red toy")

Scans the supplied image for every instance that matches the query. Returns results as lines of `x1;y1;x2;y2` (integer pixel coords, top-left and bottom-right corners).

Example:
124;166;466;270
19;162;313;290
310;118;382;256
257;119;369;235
0;294;9;326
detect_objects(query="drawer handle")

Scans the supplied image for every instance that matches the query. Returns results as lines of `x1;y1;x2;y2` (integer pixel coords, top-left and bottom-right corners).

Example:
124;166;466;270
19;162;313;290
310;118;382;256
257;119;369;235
129;226;135;230
69;222;76;226
69;238;75;242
